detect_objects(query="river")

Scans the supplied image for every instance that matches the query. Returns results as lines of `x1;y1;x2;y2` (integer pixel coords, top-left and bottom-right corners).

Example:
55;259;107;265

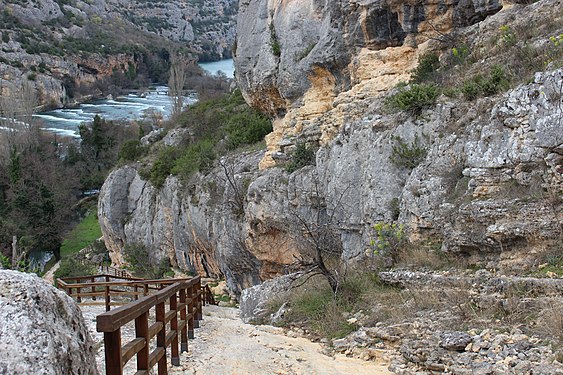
34;59;234;138
26;60;234;270
198;58;234;78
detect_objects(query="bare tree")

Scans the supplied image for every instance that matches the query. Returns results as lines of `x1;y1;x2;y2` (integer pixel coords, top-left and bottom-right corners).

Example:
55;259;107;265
288;170;352;294
168;50;190;120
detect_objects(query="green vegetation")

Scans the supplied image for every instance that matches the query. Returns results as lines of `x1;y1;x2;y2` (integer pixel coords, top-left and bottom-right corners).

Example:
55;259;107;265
389;135;427;169
410;53;440;83
369;223;406;259
461;65;510;100
385;84;439;115
275;272;401;340
269;23;281;57
122;242;171;279
119;140;146;163
53;254;97;280
59;209;102;258
142;90;271;188
285;143;316;173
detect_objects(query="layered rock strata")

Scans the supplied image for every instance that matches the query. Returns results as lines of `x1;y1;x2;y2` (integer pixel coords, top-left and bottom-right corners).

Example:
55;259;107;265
234;0;503;168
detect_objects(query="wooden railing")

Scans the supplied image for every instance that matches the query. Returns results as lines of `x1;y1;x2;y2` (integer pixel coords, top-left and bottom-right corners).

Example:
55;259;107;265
57;274;184;311
99;264;133;279
57;272;219;374
96;277;203;375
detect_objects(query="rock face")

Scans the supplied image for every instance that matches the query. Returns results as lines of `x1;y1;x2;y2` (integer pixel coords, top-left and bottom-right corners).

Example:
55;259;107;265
239;272;302;323
98;0;562;294
0;270;98;375
234;0;503;168
99;68;563;293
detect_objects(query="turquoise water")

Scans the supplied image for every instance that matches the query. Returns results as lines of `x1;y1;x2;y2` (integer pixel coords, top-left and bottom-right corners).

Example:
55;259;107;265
34;86;196;138
198;58;234;78
34;59;234;137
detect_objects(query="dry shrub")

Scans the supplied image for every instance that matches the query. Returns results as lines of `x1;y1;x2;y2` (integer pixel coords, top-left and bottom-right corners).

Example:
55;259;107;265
536;301;563;344
394;241;456;270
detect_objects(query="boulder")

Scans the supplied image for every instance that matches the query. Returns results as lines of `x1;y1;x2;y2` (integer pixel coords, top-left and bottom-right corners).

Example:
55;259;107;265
240;272;303;323
0;270;98;375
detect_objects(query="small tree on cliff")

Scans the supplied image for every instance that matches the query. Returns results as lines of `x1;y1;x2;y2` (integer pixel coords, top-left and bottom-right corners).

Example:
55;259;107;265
288;169;352;294
168;50;190;120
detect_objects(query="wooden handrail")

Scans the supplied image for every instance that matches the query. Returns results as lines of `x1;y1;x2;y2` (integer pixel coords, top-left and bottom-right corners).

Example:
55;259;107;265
56;272;219;373
96;276;203;375
56;274;196;311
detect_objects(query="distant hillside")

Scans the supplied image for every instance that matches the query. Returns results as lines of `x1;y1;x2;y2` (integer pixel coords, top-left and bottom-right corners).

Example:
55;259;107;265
0;0;236;107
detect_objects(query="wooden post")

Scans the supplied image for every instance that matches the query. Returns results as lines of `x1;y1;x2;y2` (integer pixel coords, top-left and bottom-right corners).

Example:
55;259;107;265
195;279;202;326
170;292;180;366
144;284;149;296
105;275;111;312
188;285;194;339
77;285;82;303
179;288;188;352
91;277;96;301
104;330;122;375
156;301;167;375
134;285;138;300
135;311;149;372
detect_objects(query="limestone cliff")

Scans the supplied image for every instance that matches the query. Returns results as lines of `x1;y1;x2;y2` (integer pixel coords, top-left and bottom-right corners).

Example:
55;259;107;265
234;0;503;168
98;0;562;293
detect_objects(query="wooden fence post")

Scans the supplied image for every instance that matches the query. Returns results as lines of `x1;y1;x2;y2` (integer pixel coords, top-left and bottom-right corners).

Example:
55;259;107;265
156;301;167;375
196;279;202;323
188;285;195;339
135;311;149;372
179;288;188;352
91;277;96;301
105;275;111;312
104;330;123;375
170;292;180;366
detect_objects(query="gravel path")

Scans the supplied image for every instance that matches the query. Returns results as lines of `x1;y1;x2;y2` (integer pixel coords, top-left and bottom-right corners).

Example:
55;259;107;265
82;304;392;375
42;260;60;285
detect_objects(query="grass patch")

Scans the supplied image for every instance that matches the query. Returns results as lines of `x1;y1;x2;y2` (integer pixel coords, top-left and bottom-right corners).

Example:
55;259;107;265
59;209;102;258
280;272;402;340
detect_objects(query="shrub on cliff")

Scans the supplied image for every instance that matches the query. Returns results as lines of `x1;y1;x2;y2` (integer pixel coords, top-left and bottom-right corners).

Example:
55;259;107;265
461;65;510;100
142;90;272;187
122;242;171;279
410;53;440;83
285;143;316;173
385;84;439;115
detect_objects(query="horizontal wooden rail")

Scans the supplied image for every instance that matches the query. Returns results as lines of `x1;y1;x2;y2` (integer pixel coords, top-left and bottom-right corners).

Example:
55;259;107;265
96;277;203;375
57;275;194;311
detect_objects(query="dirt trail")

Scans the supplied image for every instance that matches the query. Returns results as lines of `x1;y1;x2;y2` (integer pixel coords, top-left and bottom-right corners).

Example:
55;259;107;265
170;305;392;375
42;260;60;285
82;304;392;375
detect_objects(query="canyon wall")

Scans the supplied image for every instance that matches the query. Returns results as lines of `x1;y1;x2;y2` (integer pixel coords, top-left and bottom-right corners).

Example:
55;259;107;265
98;0;562;293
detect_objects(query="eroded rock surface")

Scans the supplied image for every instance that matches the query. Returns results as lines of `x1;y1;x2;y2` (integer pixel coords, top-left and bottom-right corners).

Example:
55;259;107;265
234;0;504;167
0;270;98;375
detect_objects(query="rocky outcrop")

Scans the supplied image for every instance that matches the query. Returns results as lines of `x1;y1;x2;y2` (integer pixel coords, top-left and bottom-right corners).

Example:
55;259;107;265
99;68;562;293
234;0;503;168
239;272;303;323
99;152;266;294
0;270;98;375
